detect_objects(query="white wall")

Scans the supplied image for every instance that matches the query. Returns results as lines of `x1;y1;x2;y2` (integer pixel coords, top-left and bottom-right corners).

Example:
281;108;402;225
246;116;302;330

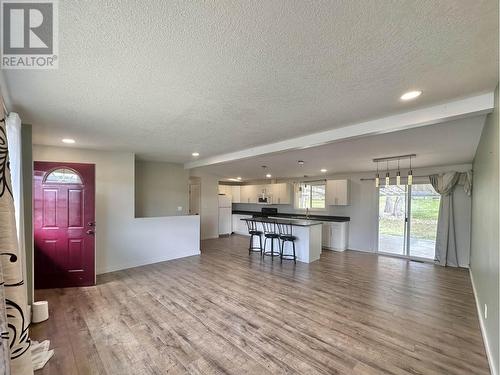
33;145;200;274
470;86;499;375
135;160;189;217
232;163;472;255
189;168;219;240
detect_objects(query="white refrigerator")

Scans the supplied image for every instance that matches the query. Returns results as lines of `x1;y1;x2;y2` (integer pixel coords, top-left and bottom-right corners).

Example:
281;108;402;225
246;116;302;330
218;195;232;235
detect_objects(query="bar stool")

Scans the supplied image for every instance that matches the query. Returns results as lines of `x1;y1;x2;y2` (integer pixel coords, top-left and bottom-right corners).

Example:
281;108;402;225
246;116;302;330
277;222;297;264
245;219;263;254
262;220;281;259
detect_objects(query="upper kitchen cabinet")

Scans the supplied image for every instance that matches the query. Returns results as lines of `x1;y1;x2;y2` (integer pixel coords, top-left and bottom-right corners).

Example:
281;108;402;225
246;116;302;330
218;184;241;203
235;183;291;204
240;185;257;203
326;179;350;206
270;183;291;204
218;184;232;195
230;186;241;203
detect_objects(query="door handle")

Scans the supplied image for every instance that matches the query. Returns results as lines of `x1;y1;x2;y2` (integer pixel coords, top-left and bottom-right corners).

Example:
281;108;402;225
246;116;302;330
86;230;95;235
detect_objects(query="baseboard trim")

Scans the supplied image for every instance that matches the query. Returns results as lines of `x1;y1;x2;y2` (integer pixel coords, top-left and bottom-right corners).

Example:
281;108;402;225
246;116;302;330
470;270;497;375
96;250;201;275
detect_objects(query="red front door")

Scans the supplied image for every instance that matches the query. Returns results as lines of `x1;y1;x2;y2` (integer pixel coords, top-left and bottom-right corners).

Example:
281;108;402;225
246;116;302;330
34;162;95;288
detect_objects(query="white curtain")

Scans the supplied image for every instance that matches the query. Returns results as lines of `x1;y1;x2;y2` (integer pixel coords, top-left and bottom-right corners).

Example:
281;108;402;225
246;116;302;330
430;171;472;267
5;113;25;286
0;107;33;374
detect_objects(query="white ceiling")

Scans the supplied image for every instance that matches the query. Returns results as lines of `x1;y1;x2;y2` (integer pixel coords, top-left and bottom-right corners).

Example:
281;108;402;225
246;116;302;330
200;115;486;180
2;1;498;163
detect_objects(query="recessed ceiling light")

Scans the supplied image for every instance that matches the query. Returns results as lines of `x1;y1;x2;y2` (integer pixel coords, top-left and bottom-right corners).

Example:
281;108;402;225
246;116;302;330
192;152;200;157
266;174;272;178
62;138;75;144
400;90;422;101
320;169;327;173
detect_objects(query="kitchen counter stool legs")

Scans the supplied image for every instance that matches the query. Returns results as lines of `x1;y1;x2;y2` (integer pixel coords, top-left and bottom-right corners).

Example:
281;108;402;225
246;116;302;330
245;219;263;254
262;221;281;259
278;223;297;264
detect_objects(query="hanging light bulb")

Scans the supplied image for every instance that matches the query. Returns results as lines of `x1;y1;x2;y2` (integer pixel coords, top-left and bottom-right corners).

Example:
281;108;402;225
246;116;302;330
385;161;390;186
396;158;401;186
375;161;380;188
408;156;413;186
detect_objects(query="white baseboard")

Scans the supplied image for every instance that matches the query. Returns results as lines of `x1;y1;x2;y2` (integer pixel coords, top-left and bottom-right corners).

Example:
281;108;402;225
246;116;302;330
96;250;201;275
470;270;497;375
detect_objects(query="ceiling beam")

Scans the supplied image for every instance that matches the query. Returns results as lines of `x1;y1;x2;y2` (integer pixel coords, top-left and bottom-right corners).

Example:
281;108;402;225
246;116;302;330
184;92;494;169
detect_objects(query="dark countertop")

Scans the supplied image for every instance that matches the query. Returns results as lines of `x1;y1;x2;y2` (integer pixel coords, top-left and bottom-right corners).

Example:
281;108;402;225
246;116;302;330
241;217;322;227
232;210;350;222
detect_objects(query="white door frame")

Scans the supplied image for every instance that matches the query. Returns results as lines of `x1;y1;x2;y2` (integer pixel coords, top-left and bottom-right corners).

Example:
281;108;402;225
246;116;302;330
376;183;435;264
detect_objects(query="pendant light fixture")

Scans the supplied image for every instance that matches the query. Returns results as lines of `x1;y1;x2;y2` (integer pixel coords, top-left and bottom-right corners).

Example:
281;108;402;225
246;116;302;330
408;155;413;186
372;154;416;187
396;158;401;186
385;161;390;186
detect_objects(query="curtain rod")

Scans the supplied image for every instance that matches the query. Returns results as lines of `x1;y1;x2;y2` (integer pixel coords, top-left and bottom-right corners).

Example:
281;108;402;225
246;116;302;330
360;175;429;181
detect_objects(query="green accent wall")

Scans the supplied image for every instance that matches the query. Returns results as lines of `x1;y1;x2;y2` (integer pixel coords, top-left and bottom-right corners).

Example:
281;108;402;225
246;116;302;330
470;85;499;374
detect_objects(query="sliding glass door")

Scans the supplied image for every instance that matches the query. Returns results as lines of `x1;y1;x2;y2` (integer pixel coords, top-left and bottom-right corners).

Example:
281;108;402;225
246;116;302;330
378;184;408;256
408;184;440;259
378;183;439;261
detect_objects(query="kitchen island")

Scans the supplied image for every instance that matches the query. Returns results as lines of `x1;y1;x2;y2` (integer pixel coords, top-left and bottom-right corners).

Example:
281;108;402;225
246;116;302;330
242;217;322;263
233;209;350;251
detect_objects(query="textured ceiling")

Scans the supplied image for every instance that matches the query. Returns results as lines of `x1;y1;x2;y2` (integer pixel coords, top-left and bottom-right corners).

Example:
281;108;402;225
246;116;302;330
200;116;486;180
2;0;498;162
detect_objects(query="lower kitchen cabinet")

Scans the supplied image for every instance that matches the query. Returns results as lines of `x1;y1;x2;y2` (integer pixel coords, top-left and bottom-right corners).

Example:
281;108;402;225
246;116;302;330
232;214;252;235
322;222;349;251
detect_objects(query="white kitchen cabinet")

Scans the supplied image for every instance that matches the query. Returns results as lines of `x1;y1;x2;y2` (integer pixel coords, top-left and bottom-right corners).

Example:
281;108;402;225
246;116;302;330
240;185;253;203
218;185;241;203
241;185;261;204
232;214;252;235
231;186;241;203
270;183;291;204
322;223;331;248
326;179;350;206
321;222;349;251
238;183;291;204
218;184;231;195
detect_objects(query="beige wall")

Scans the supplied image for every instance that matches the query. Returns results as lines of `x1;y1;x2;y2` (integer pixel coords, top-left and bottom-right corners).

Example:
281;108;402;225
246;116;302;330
470;85;499;375
189;168;219;240
135;160;189;217
33;145;200;274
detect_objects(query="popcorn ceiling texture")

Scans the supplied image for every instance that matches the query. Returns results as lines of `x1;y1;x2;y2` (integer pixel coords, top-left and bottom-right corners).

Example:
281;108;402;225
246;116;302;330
3;0;498;162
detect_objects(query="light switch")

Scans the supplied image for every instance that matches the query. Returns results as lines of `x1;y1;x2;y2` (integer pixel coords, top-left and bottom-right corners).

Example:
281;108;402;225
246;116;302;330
177;206;183;211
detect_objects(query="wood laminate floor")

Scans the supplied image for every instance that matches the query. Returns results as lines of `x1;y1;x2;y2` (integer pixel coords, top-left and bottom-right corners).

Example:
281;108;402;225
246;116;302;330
32;235;490;375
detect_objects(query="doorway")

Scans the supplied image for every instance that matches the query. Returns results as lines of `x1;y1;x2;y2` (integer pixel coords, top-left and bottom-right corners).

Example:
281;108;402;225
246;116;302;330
34;162;96;288
377;183;440;261
189;178;201;216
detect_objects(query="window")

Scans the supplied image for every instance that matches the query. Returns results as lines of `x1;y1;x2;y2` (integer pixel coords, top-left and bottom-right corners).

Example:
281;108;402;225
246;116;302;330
44;168;83;184
295;182;326;209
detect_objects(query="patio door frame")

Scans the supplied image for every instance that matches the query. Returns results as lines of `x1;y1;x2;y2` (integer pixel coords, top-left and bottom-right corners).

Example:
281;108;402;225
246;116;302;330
376;184;435;263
